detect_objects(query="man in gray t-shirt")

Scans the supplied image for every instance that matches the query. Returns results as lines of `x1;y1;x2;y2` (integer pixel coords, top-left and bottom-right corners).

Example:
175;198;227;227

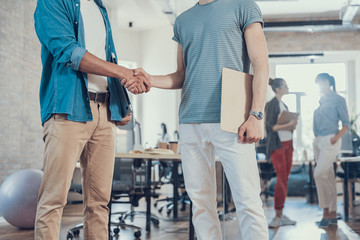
132;0;269;238
172;0;263;124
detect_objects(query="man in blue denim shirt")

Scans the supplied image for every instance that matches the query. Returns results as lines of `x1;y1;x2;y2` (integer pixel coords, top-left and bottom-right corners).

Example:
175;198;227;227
33;0;150;239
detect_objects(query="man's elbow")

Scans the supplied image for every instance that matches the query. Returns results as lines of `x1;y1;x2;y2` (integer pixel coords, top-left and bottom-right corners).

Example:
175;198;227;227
175;68;185;88
252;55;268;71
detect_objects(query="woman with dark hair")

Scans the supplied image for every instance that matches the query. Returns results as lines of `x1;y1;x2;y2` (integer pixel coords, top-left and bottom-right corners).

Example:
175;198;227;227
158;122;171;144
313;73;350;228
265;78;298;228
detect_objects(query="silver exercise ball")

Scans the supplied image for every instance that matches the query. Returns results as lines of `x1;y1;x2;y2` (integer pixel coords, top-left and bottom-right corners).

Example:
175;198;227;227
0;169;43;229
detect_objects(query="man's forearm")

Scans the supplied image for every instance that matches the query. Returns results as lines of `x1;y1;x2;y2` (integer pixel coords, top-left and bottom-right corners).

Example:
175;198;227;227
244;22;269;113
78;52;133;81
251;63;269;112
151;70;185;90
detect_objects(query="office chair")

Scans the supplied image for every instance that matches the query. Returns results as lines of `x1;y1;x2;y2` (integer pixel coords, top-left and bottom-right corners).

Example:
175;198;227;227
66;158;160;240
334;133;360;209
109;158;160;239
335;156;360;210
68;182;83;204
66;171;142;239
256;138;276;199
153;161;190;216
258;161;276;199
65;183;83;239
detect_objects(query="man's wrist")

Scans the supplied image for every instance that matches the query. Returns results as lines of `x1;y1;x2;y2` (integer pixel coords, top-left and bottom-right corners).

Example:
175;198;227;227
248;115;258;121
249;110;264;120
116;66;133;80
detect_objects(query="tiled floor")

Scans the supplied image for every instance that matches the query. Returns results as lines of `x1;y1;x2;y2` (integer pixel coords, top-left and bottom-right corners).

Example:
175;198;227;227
1;196;360;240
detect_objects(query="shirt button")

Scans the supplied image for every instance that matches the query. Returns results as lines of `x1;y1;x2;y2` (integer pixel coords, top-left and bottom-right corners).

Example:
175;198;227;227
76;3;79;7
75;21;78;24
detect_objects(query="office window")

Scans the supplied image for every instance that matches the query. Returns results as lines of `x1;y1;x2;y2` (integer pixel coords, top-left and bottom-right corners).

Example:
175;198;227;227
276;63;347;161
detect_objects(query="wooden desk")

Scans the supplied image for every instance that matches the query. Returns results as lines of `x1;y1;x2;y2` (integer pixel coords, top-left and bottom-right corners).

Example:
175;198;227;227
337;154;360;221
115;153;181;232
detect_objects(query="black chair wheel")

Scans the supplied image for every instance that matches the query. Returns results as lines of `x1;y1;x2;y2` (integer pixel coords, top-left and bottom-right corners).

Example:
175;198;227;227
151;218;160;226
113;227;120;235
134;230;141;238
166;209;172;216
66;232;74;240
154;202;158;207
73;229;80;236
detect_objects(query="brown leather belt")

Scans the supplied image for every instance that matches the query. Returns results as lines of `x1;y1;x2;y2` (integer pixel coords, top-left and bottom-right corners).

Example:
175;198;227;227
89;92;109;103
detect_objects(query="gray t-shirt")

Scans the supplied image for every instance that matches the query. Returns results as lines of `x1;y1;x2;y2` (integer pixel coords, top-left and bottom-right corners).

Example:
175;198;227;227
173;0;263;124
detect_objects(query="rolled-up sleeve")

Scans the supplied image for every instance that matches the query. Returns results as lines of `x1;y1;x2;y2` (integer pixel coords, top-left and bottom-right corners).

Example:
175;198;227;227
69;46;87;71
34;0;86;71
337;97;350;128
239;0;263;32
172;19;181;45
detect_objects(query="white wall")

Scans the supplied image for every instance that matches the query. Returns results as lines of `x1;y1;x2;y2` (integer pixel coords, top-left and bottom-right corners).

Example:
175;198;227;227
112;29;142;65
113;24;180;148
138;26;180;148
268;51;360;113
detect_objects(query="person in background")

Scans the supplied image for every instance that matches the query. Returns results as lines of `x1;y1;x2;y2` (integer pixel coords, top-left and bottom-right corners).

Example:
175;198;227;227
265;78;298;228
313;73;350;228
158;123;171;144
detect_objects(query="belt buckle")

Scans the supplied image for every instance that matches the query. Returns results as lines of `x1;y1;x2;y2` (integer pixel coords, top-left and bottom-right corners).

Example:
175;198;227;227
94;92;100;103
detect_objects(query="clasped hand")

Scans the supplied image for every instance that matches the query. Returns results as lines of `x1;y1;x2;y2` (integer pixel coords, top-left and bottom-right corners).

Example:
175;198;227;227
238;116;263;144
121;68;152;95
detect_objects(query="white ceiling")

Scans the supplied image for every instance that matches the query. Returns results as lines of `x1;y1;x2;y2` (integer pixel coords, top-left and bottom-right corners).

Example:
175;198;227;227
103;0;354;31
259;0;347;17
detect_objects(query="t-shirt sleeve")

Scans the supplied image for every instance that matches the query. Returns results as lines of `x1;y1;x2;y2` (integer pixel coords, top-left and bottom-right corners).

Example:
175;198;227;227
172;19;181;44
238;0;263;32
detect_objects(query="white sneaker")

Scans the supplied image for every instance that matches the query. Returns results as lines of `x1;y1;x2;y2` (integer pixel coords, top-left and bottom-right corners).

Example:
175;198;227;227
281;215;296;226
268;217;282;228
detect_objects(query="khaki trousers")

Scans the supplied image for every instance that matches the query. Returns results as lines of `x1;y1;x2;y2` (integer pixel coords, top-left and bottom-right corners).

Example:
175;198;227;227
35;100;116;240
313;134;341;212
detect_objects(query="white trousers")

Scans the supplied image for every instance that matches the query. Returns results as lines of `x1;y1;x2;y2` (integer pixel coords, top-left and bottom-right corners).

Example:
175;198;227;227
313;134;341;212
180;123;268;240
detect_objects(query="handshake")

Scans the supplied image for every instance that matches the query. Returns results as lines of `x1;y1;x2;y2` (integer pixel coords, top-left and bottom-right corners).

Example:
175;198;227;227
121;68;152;95
115;68;150;127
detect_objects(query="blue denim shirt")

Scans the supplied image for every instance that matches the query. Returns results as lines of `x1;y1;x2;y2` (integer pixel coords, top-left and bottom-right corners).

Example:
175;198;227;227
34;0;128;124
313;91;350;136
